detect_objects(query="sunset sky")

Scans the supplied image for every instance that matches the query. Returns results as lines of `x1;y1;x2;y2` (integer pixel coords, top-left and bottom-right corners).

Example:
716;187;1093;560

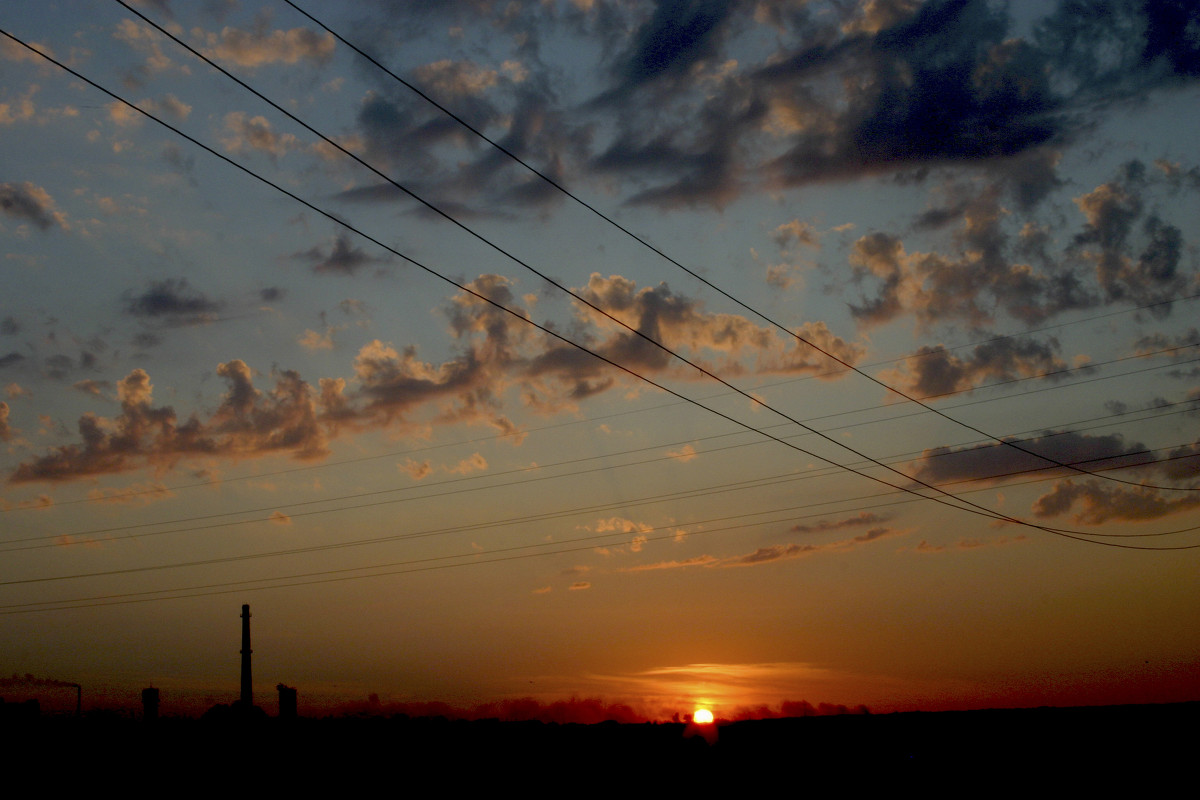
2;0;1198;719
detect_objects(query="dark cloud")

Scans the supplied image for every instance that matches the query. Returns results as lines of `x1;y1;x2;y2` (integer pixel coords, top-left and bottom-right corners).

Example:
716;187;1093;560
791;511;890;534
1132;328;1200;357
330;1;1200;217
912;431;1154;486
162;143;196;181
847;175;1111;330
297;234;386;275
730;543;818;565
613;0;739;90
132;331;162;349
0;352;25;369
124;278;221;323
1033;478;1200;524
1159;441;1200;482
1034;0;1200;101
888;337;1068;398
1;317;20;335
44;354;74;380
759;1;1200;191
762;0;1060;186
0;181;64;230
259;286;285;302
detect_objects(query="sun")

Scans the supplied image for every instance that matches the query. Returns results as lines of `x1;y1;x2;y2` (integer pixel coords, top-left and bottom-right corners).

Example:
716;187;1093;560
693;708;714;725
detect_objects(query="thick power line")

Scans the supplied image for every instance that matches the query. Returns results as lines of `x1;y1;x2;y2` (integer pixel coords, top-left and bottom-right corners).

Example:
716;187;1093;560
0;25;1190;558
274;0;1197;494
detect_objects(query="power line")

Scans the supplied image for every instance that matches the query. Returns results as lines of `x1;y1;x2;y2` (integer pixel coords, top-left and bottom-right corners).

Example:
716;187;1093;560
274;0;1197;494
3;313;1190;515
0;25;1184;553
4;379;1195;556
7;450;1200;615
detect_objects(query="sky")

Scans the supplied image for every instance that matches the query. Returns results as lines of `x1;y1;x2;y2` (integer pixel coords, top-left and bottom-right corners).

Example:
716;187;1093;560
1;0;1198;720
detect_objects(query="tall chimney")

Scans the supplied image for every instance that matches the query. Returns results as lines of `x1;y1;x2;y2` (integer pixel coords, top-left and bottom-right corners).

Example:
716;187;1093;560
240;604;252;707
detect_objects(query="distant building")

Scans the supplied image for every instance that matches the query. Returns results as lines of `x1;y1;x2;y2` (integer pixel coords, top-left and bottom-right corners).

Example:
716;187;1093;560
277;684;297;720
142;687;159;722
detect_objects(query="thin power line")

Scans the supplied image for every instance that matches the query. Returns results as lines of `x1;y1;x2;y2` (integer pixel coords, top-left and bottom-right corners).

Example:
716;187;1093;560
4;382;1194;555
6;439;1198;591
7;458;1200;616
2;317;1190;513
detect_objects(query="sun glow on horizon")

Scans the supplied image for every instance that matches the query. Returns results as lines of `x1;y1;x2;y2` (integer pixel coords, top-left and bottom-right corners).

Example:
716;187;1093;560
693;708;714;725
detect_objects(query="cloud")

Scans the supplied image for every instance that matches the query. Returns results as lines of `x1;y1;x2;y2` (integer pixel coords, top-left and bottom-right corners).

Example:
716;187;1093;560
222;111;299;158
758;1;1060;186
398;452;489;481
269;510;292;525
413;59;500;96
142;93;192;121
299;328;336;351
296;234;385;276
667;444;698;462
913;534;1029;552
15;270;871;483
86;481;174;506
568;581;592;590
791;511;891;534
1071;162;1188;308
73;379;111;398
448;452;488;474
727;543;820;565
400;459;433;481
9;362;330;483
112;19;174;81
0;401;12;440
912;431;1156;486
556;273;863;379
772;219;819;249
0;37;55;64
1033;479;1200;524
0;182;66;230
847;180;1100;331
622;555;719;572
882;337;1068;398
298;1;1200;218
611;0;739;91
201;24;335;68
124;278;221;324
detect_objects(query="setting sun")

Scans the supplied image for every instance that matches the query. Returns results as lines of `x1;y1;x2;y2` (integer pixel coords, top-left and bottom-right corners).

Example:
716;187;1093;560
693;708;714;725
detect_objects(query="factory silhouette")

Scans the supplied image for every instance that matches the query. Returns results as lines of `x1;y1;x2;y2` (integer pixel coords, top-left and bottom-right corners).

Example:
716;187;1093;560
190;603;297;723
2;603;1196;786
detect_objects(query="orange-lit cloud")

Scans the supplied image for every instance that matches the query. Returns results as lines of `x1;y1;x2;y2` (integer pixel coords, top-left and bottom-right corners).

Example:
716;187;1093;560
1033;479;1200;523
200;25;335;69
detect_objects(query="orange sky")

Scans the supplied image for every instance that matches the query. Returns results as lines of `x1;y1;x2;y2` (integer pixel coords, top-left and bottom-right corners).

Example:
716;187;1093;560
2;0;1198;719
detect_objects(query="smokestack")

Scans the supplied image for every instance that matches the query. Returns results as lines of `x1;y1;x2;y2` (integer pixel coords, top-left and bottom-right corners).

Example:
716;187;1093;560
240;604;252;707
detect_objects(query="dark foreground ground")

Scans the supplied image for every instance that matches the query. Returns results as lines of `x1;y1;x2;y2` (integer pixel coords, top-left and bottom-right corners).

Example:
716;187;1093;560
3;701;1195;788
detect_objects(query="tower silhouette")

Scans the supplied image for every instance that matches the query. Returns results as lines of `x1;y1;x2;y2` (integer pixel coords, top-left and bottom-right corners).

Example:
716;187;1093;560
240;604;252;707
